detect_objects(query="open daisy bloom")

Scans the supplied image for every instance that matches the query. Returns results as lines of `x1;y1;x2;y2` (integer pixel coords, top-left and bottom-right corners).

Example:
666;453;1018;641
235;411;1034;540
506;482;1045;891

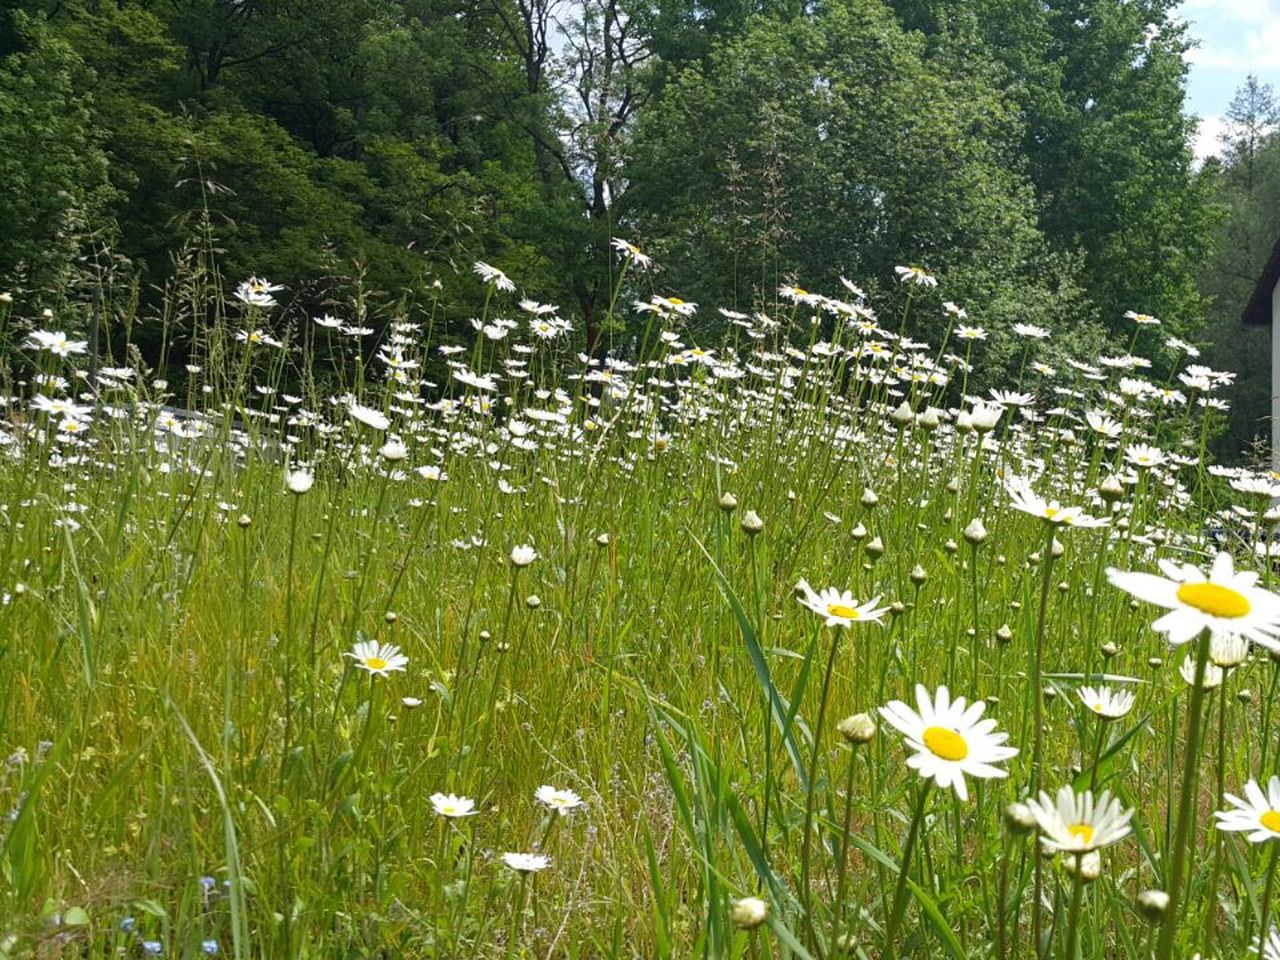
1025;785;1133;854
878;685;1017;801
430;793;477;819
1215;776;1280;843
1004;475;1109;528
502;852;550;873
345;640;409;677
1077;685;1135;721
535;785;585;813
1106;551;1280;648
1258;926;1280;960
796;579;888;627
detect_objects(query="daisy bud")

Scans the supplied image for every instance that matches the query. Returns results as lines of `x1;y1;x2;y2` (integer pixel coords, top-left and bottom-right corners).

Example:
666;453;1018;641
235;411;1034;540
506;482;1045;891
731;896;769;930
943;508;954;523
1062;851;1102;883
596;532;611;547
1147;656;1163;669
889;601;906;617
837;713;877;744
719;492;739;513
1101;641;1118;658
944;539;959;555
890;401;915;426
917;407;941;432
909;565;928;585
1043;686;1057;702
1095;476;1126;504
963;518;988;545
741;510;764;536
1150;529;1167;545
1050;538;1064;558
525;594;541;609
955;410;974;433
379;440;408;462
864;536;885;558
237;513;252;528
850;523;868;541
510;545;538;567
1004;802;1037;835
860;488;880;508
1237;689;1253;704
479;630;491;643
996;554;1007;566
401;697;423;709
384;611;397;624
1136;889;1169;923
995;624;1013;645
285;470;314;495
1057;581;1069;593
946;476;961;494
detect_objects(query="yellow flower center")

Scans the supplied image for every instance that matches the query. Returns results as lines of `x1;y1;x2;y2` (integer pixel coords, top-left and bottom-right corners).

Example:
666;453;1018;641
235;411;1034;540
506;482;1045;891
1176;582;1251;619
827;603;860;620
1068;823;1095;847
1043;506;1058;519
1092;701;1104;713
365;657;388;671
1260;810;1280;833
668;297;685;305
922;726;968;761
794;287;808;296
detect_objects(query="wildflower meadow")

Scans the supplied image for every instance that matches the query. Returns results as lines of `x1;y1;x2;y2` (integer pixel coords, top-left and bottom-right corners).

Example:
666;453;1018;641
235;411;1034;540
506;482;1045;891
3;247;1280;960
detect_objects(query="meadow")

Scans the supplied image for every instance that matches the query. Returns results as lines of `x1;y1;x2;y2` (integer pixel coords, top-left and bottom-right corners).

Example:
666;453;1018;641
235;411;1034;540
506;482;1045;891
2;248;1279;960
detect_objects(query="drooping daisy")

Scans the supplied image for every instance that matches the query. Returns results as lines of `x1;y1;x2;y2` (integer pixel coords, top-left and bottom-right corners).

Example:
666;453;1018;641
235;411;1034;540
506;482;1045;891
878;685;1018;801
345;640;409;677
347;401;390;432
502;852;551;873
1256;926;1280;960
430;793;478;819
1178;653;1224;689
1004;475;1109;528
1078;685;1135;721
1106;551;1280;649
1025;785;1133;853
795;579;888;627
1215;776;1280;843
535;785;585;813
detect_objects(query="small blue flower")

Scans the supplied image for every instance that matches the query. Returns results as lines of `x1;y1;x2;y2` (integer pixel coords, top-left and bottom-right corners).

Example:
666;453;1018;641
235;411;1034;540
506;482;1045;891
201;940;219;955
120;916;137;933
199;876;216;894
142;940;163;955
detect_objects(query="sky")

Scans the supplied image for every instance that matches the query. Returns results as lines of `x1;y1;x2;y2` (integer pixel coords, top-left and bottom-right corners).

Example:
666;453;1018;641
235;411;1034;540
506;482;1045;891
1179;0;1280;161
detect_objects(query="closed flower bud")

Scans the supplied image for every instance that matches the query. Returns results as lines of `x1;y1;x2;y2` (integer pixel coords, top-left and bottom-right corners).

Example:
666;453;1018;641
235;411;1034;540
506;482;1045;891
1136;889;1169;923
1005;802;1037;835
963;518;988;545
917;407;941;432
850;523;868;541
596;532;611;547
837;713;877;744
995;624;1013;645
237;513;252;528
889;601;906;616
741;510;764;536
1101;641;1118;658
525;594;541;609
864;536;885;558
732;897;769;930
719;492;739;513
1050;538;1064;558
944;538;959;555
909;565;928;585
1237;688;1253;704
860;488;880;508
890;401;915;426
285;470;314;495
1062;850;1102;883
1099;476;1125;502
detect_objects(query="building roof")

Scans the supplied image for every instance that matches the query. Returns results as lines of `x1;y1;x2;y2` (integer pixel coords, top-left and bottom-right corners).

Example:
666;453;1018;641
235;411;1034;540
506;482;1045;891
1244;233;1280;326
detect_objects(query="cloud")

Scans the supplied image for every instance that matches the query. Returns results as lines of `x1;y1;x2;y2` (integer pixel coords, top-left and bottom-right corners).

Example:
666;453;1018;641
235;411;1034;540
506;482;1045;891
1179;0;1280;24
1192;113;1227;162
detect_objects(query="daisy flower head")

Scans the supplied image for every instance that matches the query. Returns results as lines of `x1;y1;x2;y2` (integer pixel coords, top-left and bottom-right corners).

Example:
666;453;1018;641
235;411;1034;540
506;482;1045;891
1215;776;1280;843
610;237;652;269
1026;786;1133;854
878;685;1018;801
1179;653;1224;689
430;793;478;819
795;579;887;627
347;400;390;432
1004;475;1109;528
1078;685;1135;721
26;330;88;357
502;852;551;873
510;544;538;567
1106;551;1280;648
345;640;408;677
894;265;938;288
535;785;585;813
473;261;516;292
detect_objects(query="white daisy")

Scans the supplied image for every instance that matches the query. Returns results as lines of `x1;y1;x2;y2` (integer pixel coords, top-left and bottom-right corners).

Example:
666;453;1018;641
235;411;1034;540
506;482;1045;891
535;785;585;813
1256;926;1280;960
430;793;478;818
1004;475;1109;528
347;401;390;432
795;579;888;627
1025;785;1133;853
1178;653;1224;689
878;685;1018;801
1077;685;1135;721
1215;776;1280;843
502;852;550;873
345;640;409;677
1106;552;1280;648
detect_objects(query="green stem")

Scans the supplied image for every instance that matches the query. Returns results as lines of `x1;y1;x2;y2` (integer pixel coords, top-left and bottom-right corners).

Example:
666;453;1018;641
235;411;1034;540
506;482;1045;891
884;781;932;960
1155;629;1212;960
